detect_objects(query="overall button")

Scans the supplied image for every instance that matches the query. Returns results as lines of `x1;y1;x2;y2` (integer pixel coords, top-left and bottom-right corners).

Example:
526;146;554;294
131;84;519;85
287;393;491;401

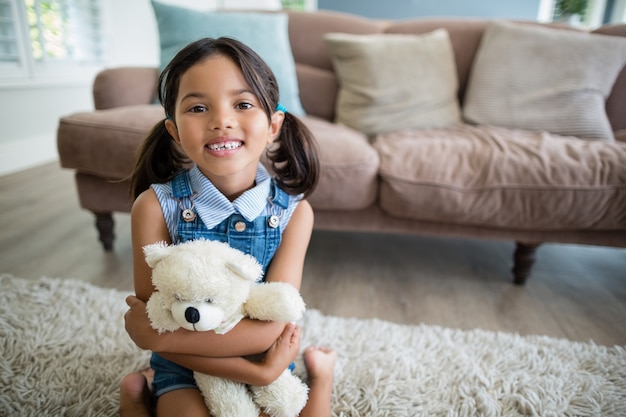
234;221;246;232
268;215;280;228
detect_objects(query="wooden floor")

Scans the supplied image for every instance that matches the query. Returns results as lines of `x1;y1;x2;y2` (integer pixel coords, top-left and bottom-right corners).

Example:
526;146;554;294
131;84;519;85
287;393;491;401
1;162;625;346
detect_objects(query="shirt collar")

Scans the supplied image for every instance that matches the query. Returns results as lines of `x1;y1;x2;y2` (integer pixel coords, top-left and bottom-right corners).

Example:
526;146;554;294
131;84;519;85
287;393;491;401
189;165;272;229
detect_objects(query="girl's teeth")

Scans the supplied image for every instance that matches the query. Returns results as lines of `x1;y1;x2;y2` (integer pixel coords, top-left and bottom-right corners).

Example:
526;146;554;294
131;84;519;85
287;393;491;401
208;142;241;151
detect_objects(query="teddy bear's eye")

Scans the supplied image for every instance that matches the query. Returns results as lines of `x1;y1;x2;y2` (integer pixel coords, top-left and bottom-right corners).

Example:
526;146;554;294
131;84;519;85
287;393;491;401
204;298;213;304
174;293;182;302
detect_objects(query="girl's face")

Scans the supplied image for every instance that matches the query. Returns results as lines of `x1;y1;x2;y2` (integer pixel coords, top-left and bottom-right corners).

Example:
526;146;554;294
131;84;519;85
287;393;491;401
165;55;284;197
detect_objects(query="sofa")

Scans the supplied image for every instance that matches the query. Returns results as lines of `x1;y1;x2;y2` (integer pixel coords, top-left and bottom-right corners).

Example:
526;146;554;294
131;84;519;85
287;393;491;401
56;8;626;285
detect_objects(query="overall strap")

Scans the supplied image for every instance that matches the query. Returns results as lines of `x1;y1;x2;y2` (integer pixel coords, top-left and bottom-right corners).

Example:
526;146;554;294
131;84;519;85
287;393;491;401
171;170;198;224
171;170;194;199
270;179;290;209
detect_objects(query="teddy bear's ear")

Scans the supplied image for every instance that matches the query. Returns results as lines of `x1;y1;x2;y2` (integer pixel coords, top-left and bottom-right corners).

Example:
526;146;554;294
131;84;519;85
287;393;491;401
226;261;260;283
143;241;171;267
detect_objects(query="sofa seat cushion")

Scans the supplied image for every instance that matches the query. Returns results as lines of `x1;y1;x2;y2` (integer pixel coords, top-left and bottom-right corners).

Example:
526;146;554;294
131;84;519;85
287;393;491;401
58;105;165;179
300;116;379;210
374;125;626;230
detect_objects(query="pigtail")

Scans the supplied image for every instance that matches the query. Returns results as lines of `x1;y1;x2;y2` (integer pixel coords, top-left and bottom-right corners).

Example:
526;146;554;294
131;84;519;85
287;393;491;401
129;119;189;200
268;112;319;198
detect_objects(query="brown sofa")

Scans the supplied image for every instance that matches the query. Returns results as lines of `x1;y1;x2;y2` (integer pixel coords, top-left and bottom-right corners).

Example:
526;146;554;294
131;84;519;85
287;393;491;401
57;10;626;284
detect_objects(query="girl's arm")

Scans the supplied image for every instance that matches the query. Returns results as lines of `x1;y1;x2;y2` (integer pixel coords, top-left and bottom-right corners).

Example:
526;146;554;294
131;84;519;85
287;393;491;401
263;199;314;289
128;189;284;356
159;323;301;386
125;295;284;356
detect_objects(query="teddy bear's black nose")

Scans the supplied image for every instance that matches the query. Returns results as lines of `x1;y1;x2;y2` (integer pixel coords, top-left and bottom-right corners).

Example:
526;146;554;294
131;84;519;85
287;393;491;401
185;307;200;324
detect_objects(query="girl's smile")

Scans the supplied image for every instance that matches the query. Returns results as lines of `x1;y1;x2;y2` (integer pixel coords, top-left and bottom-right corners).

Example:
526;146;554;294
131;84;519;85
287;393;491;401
206;139;243;153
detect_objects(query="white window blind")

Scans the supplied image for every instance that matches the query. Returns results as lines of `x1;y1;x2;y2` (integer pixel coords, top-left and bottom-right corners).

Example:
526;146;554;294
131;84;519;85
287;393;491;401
0;0;103;82
0;0;26;78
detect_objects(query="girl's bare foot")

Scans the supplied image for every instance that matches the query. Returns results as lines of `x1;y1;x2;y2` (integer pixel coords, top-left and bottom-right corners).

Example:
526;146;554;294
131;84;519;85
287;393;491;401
119;368;154;417
303;346;336;382
299;347;336;417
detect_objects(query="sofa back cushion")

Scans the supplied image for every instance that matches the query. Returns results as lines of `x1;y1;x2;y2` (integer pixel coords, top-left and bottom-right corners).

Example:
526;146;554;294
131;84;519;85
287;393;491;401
286;10;382;120
593;24;626;133
285;14;489;123
383;19;489;105
324;30;462;135
463;20;626;141
285;10;626;135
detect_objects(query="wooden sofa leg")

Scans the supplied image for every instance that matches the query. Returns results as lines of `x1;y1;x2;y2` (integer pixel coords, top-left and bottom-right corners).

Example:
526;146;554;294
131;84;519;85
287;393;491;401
94;212;115;251
512;242;541;285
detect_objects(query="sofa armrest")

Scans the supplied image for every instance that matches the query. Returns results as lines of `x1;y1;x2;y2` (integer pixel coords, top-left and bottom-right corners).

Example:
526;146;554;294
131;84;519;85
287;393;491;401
93;67;159;110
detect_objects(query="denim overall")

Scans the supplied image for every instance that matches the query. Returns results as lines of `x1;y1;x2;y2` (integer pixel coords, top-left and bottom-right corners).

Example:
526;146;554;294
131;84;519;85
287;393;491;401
150;170;290;397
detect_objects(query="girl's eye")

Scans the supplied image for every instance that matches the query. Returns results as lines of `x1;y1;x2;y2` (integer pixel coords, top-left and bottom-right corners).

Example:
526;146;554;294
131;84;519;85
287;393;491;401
189;105;207;113
236;102;253;110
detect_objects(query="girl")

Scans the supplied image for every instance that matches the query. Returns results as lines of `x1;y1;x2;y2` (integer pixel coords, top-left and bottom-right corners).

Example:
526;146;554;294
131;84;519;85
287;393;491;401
120;37;335;417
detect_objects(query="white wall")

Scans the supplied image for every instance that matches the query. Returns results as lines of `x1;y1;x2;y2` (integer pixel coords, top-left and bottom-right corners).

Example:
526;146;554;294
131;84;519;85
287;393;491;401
0;82;94;175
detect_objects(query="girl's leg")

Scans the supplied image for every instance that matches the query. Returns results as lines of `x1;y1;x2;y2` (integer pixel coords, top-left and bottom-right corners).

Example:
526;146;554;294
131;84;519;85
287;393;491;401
119;372;210;417
298;346;336;417
120;347;336;417
156;389;212;417
119;370;153;417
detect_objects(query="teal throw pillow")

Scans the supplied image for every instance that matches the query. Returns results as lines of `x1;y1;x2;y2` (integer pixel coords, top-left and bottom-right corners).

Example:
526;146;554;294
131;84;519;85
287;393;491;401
151;0;305;116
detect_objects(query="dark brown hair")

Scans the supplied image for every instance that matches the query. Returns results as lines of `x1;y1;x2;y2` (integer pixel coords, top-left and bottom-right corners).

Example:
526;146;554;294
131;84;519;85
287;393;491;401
129;37;319;200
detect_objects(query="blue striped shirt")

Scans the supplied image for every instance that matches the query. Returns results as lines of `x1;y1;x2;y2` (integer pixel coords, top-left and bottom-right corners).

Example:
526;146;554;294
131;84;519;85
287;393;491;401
152;164;302;243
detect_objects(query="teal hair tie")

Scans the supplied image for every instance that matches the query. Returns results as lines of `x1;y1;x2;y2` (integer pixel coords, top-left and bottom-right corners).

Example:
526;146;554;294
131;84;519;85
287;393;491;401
275;103;287;113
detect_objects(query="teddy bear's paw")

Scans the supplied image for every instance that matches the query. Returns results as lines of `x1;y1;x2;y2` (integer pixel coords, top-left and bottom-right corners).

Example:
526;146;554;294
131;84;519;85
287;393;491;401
246;282;306;323
250;370;309;417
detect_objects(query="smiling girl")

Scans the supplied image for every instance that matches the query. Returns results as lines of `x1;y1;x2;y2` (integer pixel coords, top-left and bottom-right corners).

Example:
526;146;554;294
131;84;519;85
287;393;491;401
120;37;335;417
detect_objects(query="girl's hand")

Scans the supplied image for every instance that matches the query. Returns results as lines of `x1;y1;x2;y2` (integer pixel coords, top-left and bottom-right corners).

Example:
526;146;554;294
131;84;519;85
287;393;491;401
257;323;301;383
124;295;159;351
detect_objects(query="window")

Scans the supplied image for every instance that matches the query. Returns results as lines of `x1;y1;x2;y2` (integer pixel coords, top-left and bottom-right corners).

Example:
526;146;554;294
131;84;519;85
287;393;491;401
280;0;307;10
0;0;103;82
540;0;626;26
0;0;25;78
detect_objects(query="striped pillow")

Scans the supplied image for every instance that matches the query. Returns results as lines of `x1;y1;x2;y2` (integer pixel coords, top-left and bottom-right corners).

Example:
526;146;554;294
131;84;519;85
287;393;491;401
463;20;626;141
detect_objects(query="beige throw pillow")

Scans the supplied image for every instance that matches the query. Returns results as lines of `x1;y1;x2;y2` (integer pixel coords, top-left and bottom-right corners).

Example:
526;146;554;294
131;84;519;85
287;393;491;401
324;29;462;136
463;20;626;141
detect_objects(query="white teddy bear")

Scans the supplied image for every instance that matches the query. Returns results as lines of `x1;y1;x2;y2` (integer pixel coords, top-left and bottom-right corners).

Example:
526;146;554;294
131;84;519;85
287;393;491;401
144;238;309;417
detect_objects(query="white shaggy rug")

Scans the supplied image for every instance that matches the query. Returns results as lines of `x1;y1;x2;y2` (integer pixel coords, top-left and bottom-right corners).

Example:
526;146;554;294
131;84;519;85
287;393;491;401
1;274;625;417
